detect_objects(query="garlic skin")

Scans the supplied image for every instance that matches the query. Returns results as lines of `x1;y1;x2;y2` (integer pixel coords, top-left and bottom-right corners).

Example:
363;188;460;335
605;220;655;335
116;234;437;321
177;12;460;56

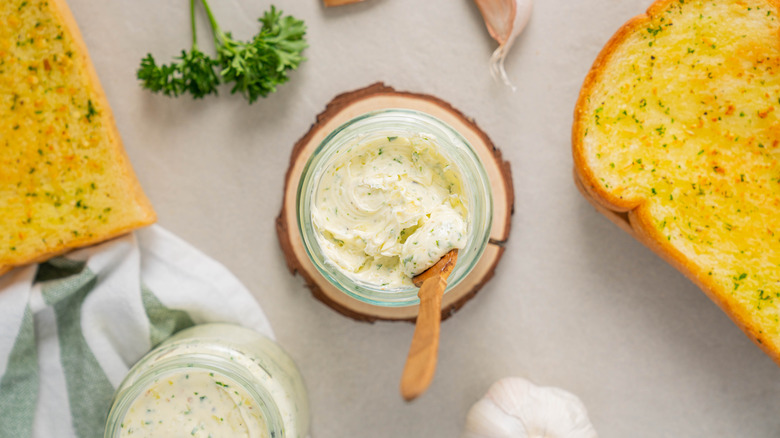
462;377;598;438
473;0;533;90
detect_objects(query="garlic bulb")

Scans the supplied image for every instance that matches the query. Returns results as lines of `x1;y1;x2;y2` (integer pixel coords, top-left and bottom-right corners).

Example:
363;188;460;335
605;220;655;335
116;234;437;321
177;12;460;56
462;377;598;438
473;0;533;90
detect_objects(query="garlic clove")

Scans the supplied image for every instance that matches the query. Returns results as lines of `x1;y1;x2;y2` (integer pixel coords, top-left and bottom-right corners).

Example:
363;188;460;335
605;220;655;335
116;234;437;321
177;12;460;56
473;0;517;45
473;0;533;90
462;377;598;438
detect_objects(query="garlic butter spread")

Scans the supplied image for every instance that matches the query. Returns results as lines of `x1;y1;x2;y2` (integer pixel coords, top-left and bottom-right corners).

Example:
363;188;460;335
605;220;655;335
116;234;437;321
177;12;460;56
312;134;469;288
119;371;267;438
109;324;309;438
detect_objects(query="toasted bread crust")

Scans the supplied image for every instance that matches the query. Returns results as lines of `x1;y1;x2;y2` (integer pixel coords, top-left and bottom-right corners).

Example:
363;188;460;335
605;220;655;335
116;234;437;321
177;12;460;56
573;0;780;364
0;0;155;275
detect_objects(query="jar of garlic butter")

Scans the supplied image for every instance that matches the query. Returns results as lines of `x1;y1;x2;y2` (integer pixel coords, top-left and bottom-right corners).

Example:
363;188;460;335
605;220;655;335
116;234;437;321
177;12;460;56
104;324;309;438
297;109;493;307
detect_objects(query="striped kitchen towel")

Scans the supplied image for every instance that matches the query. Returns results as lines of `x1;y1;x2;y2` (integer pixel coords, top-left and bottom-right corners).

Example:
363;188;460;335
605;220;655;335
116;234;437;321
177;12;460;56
0;225;274;438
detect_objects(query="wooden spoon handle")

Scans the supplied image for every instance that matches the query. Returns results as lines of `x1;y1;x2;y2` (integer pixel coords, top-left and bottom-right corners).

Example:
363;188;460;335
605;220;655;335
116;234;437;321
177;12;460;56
400;274;447;401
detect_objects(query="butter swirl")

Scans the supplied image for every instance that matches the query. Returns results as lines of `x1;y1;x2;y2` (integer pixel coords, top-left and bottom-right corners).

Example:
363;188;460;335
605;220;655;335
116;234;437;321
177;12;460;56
312;134;469;288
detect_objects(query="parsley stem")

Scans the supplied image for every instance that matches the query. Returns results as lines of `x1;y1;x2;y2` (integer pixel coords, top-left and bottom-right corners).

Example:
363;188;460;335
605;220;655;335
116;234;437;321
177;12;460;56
199;0;223;46
190;0;198;48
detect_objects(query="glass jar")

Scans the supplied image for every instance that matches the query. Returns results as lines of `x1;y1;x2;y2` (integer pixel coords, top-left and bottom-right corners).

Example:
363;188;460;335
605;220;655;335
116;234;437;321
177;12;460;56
104;324;310;438
297;109;493;307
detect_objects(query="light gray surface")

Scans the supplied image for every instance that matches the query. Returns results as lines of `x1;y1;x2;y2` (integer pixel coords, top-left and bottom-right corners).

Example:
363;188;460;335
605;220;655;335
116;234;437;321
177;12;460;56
69;0;780;436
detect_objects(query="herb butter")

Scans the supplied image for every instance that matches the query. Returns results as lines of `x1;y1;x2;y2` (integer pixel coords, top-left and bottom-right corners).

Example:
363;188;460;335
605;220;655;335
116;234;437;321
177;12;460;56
119;370;267;437
311;133;469;288
105;324;309;438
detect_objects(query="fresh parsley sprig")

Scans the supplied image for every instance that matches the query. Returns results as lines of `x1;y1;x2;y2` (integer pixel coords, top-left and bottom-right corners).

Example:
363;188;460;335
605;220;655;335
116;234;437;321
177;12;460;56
137;0;307;103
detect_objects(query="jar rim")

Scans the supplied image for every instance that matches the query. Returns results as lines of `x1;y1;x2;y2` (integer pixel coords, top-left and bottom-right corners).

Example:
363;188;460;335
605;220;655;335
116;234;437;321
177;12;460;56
296;108;493;307
104;352;286;438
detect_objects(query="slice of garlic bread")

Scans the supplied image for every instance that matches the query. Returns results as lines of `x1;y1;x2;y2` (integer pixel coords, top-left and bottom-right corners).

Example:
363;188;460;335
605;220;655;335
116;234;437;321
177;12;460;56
1;0;156;275
573;0;780;363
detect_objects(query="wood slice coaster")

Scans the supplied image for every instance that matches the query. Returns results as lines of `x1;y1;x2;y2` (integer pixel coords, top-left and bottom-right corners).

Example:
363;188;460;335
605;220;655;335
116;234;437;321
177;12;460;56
276;83;514;322
322;0;364;6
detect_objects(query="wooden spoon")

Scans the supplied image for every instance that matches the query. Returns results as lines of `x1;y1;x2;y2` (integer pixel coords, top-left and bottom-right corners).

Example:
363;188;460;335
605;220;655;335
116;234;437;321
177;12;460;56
399;249;458;401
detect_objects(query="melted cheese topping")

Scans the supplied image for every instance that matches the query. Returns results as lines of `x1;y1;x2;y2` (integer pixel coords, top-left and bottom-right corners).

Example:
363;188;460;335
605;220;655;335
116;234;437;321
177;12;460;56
312;134;469;288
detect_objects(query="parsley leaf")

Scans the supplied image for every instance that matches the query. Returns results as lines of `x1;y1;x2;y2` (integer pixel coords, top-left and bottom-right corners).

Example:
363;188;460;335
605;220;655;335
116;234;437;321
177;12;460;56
136;0;307;103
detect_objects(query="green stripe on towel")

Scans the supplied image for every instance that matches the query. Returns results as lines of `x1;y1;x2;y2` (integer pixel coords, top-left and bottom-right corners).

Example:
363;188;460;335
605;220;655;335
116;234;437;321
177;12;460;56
0;306;38;437
35;257;87;283
42;267;115;438
141;284;195;347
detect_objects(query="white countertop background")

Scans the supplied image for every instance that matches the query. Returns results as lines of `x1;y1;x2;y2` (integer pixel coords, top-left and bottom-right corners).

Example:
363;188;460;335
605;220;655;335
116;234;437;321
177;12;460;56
67;0;780;436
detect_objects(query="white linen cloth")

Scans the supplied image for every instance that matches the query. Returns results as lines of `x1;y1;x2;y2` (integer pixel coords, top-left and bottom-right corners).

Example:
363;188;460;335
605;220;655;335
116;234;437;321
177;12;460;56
0;225;274;438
